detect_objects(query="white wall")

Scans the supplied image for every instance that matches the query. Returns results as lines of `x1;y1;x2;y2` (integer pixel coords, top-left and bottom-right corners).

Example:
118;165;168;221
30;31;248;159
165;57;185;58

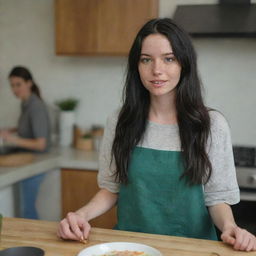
194;38;256;145
0;0;256;145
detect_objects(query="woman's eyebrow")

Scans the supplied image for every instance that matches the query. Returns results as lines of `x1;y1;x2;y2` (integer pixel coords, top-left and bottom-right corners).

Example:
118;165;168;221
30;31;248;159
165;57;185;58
163;52;174;55
140;52;174;56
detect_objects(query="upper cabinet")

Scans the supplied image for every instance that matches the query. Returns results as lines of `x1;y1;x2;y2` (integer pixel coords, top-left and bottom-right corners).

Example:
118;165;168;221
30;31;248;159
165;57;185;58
55;0;159;55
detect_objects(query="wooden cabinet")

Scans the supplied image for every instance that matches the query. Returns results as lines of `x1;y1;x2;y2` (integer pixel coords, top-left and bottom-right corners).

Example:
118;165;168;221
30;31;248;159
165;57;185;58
61;168;117;229
55;0;159;55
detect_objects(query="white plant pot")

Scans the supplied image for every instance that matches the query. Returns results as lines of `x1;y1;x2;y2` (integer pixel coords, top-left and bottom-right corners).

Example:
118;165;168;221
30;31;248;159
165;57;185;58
59;111;75;146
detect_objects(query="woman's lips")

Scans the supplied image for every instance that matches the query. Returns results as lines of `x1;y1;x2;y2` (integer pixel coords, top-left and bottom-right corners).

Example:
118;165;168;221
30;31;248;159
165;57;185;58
150;80;167;88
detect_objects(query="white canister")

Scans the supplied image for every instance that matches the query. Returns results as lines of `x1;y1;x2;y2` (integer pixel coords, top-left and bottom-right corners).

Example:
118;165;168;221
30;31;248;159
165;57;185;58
59;111;75;146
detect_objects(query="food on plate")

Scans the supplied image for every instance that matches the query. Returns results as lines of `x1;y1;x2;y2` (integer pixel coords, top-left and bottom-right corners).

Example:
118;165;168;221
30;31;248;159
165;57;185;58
98;250;150;256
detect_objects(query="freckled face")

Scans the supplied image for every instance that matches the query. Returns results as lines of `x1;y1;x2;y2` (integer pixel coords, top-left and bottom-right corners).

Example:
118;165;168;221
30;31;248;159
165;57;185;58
138;33;181;98
9;76;32;100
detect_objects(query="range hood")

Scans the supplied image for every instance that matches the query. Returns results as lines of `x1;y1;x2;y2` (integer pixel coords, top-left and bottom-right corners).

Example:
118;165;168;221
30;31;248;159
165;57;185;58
173;0;256;37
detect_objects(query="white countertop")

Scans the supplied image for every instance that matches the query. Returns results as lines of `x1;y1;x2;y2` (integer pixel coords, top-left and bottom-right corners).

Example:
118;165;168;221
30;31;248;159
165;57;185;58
60;147;99;170
0;147;99;189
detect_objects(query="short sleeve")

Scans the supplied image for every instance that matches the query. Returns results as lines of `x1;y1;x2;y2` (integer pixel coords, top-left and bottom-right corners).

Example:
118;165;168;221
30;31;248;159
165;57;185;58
97;110;120;193
29;100;49;139
204;111;240;206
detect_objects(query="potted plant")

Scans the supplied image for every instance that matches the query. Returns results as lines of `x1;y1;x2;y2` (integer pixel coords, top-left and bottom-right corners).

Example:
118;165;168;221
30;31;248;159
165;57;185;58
55;98;79;146
55;98;79;111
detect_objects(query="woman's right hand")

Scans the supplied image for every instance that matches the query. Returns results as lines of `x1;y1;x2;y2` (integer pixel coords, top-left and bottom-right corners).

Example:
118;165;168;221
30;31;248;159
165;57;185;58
57;212;91;241
57;189;118;241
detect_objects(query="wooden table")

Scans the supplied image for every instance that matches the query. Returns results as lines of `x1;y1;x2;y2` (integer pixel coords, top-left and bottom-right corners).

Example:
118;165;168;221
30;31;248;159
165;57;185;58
0;218;254;256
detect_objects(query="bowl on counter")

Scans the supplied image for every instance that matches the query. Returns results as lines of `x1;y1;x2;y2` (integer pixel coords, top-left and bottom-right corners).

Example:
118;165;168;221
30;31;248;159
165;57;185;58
0;246;44;256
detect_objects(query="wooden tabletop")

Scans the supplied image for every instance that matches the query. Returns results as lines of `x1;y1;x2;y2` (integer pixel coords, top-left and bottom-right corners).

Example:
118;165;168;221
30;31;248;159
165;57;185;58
0;217;253;256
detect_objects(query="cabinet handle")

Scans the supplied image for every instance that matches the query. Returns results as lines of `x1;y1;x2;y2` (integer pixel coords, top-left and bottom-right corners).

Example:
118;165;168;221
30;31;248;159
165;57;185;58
247;175;256;185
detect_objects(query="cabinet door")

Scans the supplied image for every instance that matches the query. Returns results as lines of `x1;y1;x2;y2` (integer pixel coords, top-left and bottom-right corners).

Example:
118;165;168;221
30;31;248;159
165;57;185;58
97;0;159;55
55;0;100;55
55;0;158;55
61;168;117;229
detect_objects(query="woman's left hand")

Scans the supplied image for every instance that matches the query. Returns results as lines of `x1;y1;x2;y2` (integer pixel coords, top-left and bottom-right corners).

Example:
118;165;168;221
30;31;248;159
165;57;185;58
221;226;256;251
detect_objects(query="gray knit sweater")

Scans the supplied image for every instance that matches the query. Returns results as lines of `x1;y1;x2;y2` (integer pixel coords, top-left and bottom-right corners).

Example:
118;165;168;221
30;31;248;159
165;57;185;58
98;110;240;206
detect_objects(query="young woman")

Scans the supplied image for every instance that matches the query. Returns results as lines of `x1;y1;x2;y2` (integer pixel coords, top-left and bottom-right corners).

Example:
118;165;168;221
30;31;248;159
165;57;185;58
0;66;51;219
57;18;256;251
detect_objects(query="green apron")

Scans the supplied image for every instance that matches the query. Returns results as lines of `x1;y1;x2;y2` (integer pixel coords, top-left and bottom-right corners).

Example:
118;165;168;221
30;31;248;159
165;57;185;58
116;147;217;240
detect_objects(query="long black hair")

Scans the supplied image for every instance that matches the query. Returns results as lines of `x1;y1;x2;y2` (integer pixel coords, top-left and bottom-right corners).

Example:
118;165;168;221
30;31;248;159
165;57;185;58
8;66;41;99
112;18;212;185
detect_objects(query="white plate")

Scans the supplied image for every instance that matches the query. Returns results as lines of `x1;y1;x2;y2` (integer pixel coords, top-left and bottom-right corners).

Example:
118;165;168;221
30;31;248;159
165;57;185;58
77;242;162;256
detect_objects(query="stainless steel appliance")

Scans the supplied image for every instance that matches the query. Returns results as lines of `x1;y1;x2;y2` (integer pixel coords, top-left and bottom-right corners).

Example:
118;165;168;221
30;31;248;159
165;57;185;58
232;146;256;235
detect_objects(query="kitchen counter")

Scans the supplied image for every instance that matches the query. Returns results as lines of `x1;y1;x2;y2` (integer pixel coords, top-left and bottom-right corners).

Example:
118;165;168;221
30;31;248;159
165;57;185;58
60;147;99;170
0;147;99;189
1;217;252;256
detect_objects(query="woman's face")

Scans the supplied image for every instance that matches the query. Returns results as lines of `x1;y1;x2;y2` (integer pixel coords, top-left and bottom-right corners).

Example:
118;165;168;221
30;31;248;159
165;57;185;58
9;76;32;100
138;33;181;99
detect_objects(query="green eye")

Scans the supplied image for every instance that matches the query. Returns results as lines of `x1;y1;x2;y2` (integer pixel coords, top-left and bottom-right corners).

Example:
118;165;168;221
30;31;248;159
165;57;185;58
165;57;174;62
140;58;151;63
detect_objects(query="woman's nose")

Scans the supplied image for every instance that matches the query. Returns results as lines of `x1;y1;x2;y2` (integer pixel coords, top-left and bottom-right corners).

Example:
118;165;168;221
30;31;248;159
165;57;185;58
152;60;163;76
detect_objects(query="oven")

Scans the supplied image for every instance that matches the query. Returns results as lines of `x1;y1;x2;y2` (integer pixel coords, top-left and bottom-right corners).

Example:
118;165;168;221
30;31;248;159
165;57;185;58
232;146;256;235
